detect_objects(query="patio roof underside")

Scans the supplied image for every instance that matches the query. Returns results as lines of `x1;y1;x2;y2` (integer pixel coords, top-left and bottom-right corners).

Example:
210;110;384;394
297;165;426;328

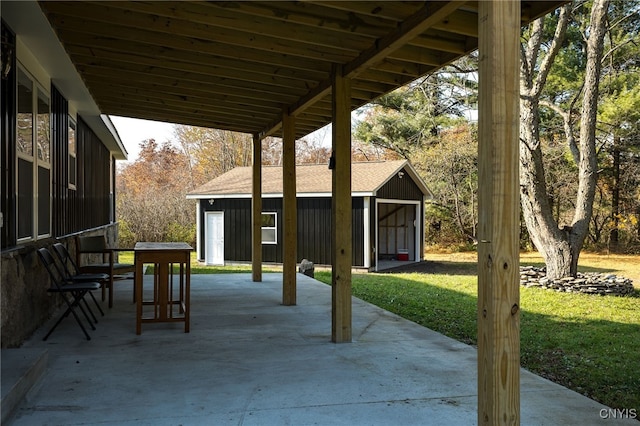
39;1;564;140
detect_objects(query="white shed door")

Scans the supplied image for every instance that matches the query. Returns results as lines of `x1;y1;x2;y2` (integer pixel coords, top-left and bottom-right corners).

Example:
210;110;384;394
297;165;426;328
205;212;224;265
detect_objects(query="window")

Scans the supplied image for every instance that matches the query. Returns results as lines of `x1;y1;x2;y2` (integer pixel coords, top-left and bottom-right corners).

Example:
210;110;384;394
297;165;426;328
17;69;33;156
37;88;51;237
261;212;277;244
16;66;50;241
68;117;76;189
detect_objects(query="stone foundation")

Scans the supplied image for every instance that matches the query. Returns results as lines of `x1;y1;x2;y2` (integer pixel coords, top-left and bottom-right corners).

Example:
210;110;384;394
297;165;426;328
1;224;120;348
520;265;635;296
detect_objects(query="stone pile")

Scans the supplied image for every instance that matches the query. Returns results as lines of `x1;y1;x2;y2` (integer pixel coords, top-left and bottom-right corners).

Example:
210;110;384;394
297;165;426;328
520;265;635;296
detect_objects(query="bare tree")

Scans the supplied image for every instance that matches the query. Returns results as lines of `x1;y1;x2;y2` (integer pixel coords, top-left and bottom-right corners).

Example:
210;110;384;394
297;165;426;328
519;0;610;278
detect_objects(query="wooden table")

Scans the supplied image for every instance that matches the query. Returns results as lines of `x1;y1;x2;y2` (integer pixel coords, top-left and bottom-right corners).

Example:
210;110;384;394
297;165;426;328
134;242;192;334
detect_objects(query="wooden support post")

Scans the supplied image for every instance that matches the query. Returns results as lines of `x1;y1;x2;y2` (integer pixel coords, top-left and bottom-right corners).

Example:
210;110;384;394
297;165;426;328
477;1;521;425
282;110;297;305
331;65;352;343
251;133;262;283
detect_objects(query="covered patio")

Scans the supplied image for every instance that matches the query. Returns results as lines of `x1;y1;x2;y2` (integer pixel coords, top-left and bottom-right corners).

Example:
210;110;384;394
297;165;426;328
3;273;631;425
2;1;572;423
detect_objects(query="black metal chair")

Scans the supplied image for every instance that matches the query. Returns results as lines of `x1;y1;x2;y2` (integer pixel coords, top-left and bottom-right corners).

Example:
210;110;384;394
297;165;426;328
76;235;135;308
37;247;102;341
52;242;108;317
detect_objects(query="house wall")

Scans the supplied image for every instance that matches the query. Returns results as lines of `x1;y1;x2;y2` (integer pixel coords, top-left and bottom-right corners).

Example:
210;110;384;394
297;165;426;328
2;21;17;248
199;197;366;267
0;20;120;347
0;224;119;348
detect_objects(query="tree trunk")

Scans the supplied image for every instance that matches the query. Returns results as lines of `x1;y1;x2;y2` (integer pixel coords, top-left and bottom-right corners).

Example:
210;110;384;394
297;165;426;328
520;96;574;278
609;139;620;252
519;0;609;279
519;5;573;279
569;0;610;266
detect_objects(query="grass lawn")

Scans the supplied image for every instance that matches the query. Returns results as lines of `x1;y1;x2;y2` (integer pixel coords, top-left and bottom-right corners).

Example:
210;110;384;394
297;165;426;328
117;252;280;274
314;252;639;413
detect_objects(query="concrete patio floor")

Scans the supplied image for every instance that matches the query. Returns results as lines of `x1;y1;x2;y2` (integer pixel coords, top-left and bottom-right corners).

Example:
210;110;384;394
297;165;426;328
2;272;637;425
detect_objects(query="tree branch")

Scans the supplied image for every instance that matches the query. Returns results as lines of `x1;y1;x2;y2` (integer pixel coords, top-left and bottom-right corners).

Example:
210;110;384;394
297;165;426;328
540;99;580;164
533;4;572;96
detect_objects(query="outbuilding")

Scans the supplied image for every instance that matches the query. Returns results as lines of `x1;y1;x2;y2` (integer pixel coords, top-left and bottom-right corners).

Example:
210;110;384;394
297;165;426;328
187;160;431;271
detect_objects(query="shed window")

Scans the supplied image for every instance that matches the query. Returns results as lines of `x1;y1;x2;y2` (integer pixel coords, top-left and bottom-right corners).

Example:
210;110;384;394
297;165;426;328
261;212;277;244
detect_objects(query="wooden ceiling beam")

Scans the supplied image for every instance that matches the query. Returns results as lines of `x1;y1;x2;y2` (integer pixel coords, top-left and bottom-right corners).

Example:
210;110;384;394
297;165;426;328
351;69;411;87
343;1;465;78
71;55;317;94
410;32;476;55
201;1;397;37
431;10;479;38
387;45;445;67
98;97;273;129
106;100;268;127
370;59;429;79
109;1;377;51
65;46;325;88
63;41;328;83
105;106;259;135
521;1;570;22
76;66;304;104
80;75;291;111
44;8;358;64
50;24;335;75
92;90;278;120
315;1;422;21
260;1;465;138
37;1;565;142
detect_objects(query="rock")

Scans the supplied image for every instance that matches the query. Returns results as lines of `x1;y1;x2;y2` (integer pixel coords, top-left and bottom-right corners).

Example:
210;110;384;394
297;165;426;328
298;259;315;278
519;266;634;296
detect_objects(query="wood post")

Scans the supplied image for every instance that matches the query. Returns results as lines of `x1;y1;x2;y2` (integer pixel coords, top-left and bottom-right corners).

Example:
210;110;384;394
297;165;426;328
251;133;262;282
477;1;521;424
282;110;297;305
331;65;352;343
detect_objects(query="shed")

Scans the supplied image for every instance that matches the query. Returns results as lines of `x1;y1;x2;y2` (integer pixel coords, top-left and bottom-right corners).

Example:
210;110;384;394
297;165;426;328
187;160;431;270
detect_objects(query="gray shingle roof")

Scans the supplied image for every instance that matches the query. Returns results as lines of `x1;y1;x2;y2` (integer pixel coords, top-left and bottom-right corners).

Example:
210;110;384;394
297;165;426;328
187;160;430;198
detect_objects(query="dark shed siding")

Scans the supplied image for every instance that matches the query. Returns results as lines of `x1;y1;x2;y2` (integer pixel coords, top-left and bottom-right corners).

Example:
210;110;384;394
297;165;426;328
201;196;366;267
201;198;286;264
225;199;252;261
297;198;331;265
376;169;423;201
296;197;364;266
200;198;253;262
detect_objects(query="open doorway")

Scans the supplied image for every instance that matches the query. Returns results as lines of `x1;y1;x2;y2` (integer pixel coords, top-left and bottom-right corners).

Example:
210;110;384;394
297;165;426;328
375;200;421;271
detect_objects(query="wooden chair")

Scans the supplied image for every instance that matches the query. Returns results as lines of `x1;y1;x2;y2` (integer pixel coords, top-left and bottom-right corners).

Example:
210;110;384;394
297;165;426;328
37;247;101;341
76;235;135;308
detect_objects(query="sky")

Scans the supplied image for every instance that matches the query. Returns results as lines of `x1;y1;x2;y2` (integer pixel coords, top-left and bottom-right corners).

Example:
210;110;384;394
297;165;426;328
110;116;177;162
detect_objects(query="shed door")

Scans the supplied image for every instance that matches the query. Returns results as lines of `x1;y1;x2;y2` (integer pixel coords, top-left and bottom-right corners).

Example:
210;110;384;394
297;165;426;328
205;212;224;265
